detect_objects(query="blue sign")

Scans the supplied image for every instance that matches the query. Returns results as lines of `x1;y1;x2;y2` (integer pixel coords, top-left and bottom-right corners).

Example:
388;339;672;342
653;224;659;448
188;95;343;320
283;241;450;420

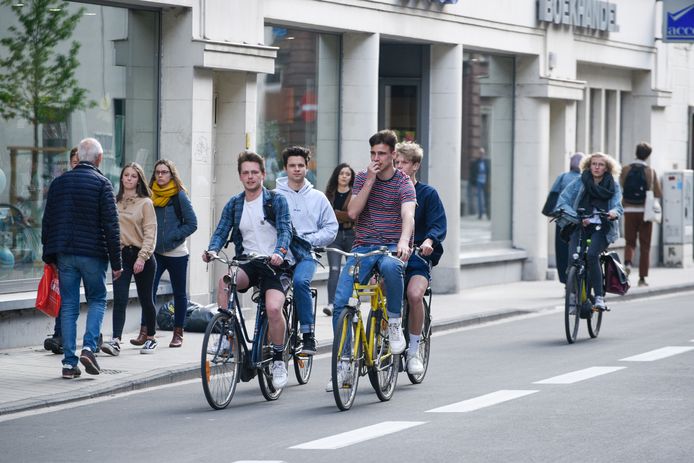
663;1;694;42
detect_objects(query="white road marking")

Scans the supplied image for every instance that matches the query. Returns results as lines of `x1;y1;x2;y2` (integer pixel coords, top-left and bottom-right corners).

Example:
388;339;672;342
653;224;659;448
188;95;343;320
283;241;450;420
533;366;625;384
290;421;425;449
620;346;694;362
426;390;538;413
233;461;286;463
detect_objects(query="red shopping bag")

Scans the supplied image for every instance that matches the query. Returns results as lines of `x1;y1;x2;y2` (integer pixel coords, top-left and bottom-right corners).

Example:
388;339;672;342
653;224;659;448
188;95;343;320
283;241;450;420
36;264;61;317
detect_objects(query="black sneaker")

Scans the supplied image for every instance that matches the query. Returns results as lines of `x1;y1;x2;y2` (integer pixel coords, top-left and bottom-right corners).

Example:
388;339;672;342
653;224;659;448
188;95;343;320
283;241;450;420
44;336;63;355
62;365;82;379
301;333;317;355
140;338;158;354
101;339;121;357
79;349;101;375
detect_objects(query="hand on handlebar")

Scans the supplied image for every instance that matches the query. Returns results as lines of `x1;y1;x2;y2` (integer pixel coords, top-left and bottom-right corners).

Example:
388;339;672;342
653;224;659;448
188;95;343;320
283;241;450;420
269;253;284;267
202;250;217;263
419;239;434;257
396;239;411;261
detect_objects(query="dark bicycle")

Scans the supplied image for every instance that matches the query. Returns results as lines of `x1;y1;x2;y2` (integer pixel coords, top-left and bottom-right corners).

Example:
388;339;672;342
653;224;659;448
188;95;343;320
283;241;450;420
554;208;611;344
200;252;292;409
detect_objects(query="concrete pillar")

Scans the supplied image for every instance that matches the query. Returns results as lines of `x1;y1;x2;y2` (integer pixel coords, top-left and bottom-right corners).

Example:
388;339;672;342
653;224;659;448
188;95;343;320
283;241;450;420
429;43;462;294
514;85;551;281
161;9;214;303
340;32;379;167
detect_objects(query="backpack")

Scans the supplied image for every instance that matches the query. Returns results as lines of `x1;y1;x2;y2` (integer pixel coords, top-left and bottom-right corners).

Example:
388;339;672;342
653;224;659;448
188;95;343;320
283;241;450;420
622;164;647;204
602;251;630;295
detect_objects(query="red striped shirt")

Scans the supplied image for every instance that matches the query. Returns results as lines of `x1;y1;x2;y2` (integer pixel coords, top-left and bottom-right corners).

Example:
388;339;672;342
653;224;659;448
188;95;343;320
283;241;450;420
352;169;416;247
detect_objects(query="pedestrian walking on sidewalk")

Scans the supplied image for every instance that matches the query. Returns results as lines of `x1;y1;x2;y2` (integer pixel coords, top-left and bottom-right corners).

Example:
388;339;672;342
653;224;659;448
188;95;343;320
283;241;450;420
102;163;159;357
548;152;585;284
323;163;356;317
143;160;197;349
620;142;661;287
41;138;122;379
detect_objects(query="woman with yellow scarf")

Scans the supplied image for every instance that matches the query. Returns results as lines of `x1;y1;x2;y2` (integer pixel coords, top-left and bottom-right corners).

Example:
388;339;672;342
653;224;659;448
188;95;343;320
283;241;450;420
130;159;197;348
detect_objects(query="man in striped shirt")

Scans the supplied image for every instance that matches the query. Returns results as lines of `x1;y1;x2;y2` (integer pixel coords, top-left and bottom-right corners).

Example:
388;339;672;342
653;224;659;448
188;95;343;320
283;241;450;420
331;130;416;354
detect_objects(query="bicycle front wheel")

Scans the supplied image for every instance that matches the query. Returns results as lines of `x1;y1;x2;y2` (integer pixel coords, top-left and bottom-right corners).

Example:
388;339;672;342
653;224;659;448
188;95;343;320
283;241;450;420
201;312;240;410
366;309;398;401
332;308;361;411
291;301;313;384
587;300;603;338
407;297;432;385
564;267;581;344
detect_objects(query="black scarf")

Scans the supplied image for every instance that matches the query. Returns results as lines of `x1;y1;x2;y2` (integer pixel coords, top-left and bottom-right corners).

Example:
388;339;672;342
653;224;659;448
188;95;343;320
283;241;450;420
578;170;614;212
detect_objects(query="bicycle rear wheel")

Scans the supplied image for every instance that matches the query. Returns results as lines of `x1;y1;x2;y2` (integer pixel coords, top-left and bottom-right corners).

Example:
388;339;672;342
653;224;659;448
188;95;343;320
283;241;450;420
201;312;240;410
587;300;603;338
407;296;432;384
332;308;361;411
257;318;288;401
564;267;581;344
366;309;398;401
290;299;313;384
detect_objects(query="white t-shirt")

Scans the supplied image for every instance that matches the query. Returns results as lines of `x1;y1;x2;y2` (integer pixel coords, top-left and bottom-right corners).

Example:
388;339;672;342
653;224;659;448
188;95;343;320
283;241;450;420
239;195;294;265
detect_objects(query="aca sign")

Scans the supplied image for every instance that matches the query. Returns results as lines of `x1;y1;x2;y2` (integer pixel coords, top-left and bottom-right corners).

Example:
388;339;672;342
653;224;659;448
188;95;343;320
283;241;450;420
663;1;694;42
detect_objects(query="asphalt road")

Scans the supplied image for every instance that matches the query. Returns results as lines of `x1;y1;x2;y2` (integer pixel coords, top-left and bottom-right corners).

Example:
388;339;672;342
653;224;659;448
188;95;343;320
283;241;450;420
2;292;693;463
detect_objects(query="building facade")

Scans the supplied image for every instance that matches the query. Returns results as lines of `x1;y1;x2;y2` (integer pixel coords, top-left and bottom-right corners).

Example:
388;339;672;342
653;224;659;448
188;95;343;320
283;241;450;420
2;0;693;346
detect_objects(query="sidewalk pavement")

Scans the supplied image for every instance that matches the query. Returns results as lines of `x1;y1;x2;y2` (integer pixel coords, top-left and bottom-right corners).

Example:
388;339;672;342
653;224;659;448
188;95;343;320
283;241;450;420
1;267;692;416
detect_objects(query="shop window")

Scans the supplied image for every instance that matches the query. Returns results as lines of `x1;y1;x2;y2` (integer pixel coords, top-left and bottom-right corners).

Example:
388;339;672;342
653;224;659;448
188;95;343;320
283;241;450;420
258;27;340;191
0;4;159;292
461;53;514;245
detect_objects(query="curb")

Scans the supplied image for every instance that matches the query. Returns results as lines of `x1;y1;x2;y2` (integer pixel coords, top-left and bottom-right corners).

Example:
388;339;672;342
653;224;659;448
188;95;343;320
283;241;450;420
2;283;692;417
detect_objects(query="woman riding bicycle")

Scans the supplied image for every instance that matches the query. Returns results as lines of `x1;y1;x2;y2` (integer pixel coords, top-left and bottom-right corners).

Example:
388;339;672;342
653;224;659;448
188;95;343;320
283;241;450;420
554;152;623;310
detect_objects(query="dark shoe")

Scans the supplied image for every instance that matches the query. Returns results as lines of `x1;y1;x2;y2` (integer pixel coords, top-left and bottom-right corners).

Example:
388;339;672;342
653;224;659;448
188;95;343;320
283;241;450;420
301;333;317;355
638;278;648;287
169;327;183;348
322;304;333;317
79;349;101;375
130;325;147;346
62;364;82;379
140;338;158;354
44;336;63;355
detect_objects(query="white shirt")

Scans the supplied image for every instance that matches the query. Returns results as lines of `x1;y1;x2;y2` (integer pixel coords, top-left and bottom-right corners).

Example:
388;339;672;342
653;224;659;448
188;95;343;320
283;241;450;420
239;195;294;264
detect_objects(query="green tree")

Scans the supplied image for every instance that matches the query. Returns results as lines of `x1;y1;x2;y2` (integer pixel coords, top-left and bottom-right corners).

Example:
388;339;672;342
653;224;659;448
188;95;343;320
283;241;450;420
0;0;90;205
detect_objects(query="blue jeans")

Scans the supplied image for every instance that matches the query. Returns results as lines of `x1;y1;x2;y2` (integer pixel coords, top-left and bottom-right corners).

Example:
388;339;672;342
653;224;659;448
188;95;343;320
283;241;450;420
152;253;189;328
569;227;608;296
57;253;108;367
332;244;405;331
293;258;316;334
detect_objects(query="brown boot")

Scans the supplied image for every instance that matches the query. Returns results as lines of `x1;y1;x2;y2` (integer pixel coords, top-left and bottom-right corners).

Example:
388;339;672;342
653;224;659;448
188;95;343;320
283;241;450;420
169;327;183;348
129;325;147;346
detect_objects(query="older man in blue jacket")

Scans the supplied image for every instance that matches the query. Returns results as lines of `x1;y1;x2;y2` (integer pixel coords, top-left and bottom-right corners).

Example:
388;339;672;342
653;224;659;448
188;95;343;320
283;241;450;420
42;138;122;379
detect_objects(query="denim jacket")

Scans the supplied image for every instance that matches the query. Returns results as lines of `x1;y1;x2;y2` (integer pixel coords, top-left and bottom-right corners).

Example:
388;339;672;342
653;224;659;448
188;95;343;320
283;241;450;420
208;187;312;260
555;176;623;243
154;191;198;253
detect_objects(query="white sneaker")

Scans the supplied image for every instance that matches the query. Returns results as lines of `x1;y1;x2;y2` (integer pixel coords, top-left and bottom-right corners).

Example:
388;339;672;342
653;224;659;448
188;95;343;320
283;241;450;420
326;361;350;392
207;336;230;356
388;319;406;354
406;353;424;375
271;361;288;389
326;377;333;392
594;295;606;311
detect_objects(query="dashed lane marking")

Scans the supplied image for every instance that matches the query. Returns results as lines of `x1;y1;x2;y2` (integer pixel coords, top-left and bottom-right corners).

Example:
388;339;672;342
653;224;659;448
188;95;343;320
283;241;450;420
533;366;626;384
620;346;694;362
290;421;426;450
425;390;539;413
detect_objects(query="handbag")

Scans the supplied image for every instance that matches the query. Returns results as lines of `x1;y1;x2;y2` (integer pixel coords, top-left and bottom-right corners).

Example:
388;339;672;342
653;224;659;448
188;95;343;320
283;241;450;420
541;190;559;217
602;251;630;296
36;264;61;317
643;169;662;223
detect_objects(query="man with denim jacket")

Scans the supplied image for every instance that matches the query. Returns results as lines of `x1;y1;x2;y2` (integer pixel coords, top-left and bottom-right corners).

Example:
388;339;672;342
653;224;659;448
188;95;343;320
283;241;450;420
203;151;311;390
42;138;122;379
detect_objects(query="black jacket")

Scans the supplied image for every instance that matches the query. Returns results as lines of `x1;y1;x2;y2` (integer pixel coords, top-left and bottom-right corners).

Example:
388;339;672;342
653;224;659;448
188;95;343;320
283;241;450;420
42;162;122;270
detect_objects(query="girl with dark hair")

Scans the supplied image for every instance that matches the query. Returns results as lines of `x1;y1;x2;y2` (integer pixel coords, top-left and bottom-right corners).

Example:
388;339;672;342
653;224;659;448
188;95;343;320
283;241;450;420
102;163;159;355
323;163;355;316
132;159;197;348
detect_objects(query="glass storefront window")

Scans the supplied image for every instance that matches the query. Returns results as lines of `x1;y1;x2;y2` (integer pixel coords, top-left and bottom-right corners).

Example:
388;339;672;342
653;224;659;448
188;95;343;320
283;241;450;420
0;3;159;292
257;26;340;191
461;53;514;245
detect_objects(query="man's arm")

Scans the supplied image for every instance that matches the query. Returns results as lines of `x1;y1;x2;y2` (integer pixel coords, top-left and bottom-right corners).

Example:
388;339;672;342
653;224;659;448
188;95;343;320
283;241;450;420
207;198;235;253
271;194;293;266
421;189;447;256
308;194;338;246
348;167;377;220
397;201;416;259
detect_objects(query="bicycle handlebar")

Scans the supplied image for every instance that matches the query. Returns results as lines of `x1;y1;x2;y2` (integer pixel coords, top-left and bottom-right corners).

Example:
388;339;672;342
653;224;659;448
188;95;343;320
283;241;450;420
204;251;271;267
315;246;402;260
